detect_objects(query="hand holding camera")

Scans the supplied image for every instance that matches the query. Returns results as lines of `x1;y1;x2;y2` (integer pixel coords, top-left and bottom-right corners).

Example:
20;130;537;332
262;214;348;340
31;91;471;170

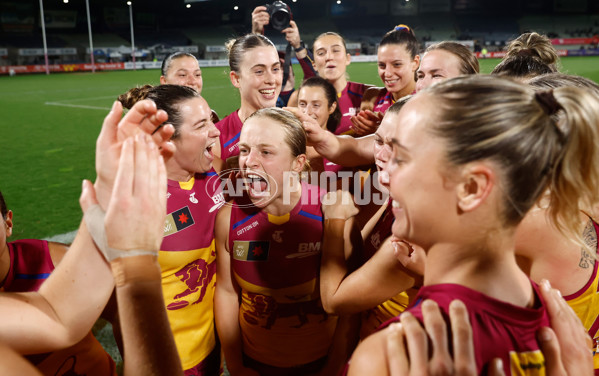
252;1;292;34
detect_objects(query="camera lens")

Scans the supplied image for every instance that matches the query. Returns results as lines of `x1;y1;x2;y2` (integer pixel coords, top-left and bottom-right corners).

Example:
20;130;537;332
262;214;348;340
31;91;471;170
271;11;290;31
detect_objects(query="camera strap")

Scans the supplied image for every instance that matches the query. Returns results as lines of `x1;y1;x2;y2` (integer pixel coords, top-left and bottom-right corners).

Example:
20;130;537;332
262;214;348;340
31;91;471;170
282;42;293;88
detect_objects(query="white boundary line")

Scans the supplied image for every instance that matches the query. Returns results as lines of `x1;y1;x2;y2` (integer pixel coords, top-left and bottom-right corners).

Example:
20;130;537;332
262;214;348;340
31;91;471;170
44;229;78;244
45;101;111;110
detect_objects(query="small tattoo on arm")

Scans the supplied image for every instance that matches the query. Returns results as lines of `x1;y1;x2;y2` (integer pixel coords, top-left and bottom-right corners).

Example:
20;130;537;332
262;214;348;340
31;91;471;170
580;219;597;269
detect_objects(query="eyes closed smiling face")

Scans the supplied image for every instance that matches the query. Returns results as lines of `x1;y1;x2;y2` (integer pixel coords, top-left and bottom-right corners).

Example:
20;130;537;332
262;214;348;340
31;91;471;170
231;45;282;114
387;94;459;250
169;97;220;180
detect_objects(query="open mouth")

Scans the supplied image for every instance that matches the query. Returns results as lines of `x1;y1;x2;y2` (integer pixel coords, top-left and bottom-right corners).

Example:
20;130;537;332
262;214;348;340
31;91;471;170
384;79;398;85
204;142;215;159
259;89;276;98
245;172;270;197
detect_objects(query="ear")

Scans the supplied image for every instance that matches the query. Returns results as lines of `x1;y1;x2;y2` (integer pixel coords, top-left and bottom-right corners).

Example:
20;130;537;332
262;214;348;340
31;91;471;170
292;154;307;173
456;163;494;213
159;76;167;85
411;55;421;72
345;53;351;66
328;101;337;116
4;210;13;238
230;71;241;89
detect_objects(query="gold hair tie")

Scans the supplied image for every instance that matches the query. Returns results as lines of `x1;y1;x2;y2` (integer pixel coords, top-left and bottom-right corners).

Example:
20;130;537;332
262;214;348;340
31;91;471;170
394;24;411;32
535;90;561;116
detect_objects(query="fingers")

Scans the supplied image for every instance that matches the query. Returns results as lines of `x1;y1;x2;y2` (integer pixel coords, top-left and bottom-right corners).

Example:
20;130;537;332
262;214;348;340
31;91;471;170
422;300;453;375
400;311;429;372
79;179;99;213
283;106;305;119
537;327;566;376
351;114;379;136
134;134;151;199
449;300;477;376
386;323;409;376
117;99;165;140
112;137;135;200
539;278;594;375
487;359;506;376
97;101;122;149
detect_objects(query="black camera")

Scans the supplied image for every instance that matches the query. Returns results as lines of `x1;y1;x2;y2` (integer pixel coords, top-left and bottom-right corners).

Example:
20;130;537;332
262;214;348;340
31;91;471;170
264;1;292;31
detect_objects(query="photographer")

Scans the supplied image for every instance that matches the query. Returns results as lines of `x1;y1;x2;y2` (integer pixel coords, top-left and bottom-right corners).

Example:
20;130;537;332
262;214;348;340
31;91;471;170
252;3;316;107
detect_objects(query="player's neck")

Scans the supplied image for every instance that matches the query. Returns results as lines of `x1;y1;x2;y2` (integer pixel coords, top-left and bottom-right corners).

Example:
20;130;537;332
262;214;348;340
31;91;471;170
333;78;348;95
424;235;534;308
263;184;302;217
392;81;415;101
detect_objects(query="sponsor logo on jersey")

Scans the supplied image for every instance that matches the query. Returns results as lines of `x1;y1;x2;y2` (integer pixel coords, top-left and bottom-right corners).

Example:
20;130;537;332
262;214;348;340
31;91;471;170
286;242;321;259
189;192;198;204
509;350;545;375
233;240;269;261
209;192;225;213
163;206;194;236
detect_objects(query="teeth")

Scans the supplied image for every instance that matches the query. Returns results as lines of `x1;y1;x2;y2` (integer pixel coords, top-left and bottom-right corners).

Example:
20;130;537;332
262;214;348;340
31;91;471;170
392;200;400;208
385;79;398;84
260;89;275;95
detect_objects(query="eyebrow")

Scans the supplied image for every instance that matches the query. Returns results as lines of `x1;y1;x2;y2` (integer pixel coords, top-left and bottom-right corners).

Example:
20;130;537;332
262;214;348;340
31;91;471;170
390;138;408;150
238;142;274;148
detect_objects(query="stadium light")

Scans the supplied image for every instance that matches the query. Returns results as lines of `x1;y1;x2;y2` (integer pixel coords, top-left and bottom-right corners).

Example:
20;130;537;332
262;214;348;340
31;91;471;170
127;1;136;70
234;5;239;10
85;0;95;73
186;4;191;8
336;0;341;4
63;0;68;3
38;0;50;75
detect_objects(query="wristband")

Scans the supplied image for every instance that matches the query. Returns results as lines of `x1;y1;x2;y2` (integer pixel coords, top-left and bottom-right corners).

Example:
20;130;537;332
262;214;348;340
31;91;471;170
295;41;306;53
84;204;158;262
111;255;161;287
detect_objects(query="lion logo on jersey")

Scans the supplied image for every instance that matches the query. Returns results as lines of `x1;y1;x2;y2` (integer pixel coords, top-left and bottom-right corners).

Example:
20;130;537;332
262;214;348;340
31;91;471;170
167;252;217;310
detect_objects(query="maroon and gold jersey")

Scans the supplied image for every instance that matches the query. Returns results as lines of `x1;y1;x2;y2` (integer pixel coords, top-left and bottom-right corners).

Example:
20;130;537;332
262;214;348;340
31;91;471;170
216;110;243;163
336;81;369;136
228;182;337;367
160;171;224;373
383;283;550;375
3;239;116;376
564;220;599;374
372;89;395;115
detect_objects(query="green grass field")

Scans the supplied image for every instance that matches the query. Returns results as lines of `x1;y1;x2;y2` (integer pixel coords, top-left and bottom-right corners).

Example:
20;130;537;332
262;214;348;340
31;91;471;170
1;56;598;241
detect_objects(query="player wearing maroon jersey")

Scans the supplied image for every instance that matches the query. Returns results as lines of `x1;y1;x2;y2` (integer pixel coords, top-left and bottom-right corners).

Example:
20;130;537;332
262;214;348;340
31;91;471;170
342;75;599;375
353;25;419;136
215;107;360;376
119;85;223;375
0;193;116;376
310;32;372;137
214;34;282;171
